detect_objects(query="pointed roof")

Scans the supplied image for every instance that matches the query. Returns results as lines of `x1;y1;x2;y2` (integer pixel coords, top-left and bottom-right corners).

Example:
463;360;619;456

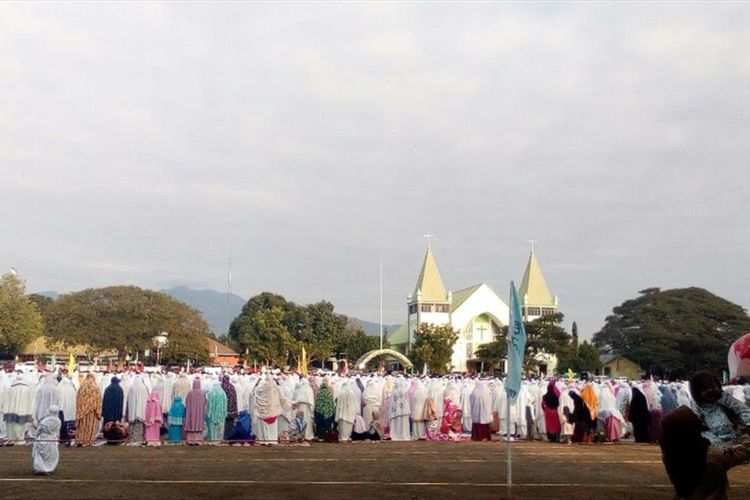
449;283;483;312
518;251;556;307
412;246;448;302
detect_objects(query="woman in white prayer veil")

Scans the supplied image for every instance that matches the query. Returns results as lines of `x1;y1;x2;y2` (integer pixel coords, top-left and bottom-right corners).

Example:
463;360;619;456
388;378;411;441
443;379;460;406
172;373;191;403
427;379;445;431
410;380;428;440
362;378;382;429
598;382;626;442
32;405;61;475
5;374;35;445
492;381;508;436
292;377;315;440
34;374;61;424
126;374;149;445
461;380;475;433
58;376;77;444
251;374;290;445
559;384;576;442
335;381;360;441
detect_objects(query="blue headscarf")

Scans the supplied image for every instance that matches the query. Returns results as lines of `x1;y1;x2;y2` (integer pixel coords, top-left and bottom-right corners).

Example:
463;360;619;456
167;395;186;426
102;377;124;422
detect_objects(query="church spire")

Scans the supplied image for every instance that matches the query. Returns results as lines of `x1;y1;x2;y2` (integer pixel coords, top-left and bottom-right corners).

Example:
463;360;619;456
412;244;448;303
518;247;555;308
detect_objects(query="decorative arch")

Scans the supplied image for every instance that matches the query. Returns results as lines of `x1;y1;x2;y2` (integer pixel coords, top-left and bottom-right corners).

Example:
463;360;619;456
355;349;413;370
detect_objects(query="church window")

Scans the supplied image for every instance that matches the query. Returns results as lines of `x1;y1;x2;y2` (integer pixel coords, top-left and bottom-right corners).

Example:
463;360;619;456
409;304;417;314
542;307;556;316
421;304;433;312
476;323;489;340
435;304;449;313
525;307;541;316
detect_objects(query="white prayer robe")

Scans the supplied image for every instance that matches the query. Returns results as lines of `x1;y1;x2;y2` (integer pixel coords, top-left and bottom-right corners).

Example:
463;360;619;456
32;408;61;474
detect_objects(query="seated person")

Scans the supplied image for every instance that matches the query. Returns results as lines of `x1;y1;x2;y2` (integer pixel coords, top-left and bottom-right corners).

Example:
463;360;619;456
661;406;750;499
102;421;128;445
351;413;383;441
690;370;750;446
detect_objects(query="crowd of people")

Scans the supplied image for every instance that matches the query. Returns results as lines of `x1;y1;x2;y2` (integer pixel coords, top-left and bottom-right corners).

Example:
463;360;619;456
3;366;750;495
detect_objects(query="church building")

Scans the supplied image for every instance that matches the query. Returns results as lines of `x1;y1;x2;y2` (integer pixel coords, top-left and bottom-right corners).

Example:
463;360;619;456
388;244;558;373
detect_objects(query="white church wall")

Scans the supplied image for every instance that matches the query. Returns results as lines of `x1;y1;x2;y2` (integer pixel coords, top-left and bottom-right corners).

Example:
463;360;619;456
448;284;510;372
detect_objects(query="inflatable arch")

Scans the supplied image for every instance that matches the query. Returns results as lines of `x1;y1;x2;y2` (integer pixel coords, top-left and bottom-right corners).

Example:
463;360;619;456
355;349;413;370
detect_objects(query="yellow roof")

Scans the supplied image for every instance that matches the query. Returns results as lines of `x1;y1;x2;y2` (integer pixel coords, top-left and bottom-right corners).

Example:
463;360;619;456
413;246;448;302
22;336;94;357
388;323;409;347
518;251;556;307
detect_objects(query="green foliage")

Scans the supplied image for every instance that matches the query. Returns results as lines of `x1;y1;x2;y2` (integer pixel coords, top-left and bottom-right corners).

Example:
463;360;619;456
335;327;384;362
569;341;601;374
228;293;349;367
0;273;43;356
297;301;348;364
593;287;750;378
499;313;573;372
28;294;54;316
411;323;459;374
474;340;507;371
44;286;210;365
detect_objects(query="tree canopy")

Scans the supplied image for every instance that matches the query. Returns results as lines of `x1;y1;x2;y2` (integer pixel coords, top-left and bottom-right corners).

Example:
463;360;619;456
44;286;210;365
411;323;459;374
0;273;43;357
228;292;351;368
593;287;750;378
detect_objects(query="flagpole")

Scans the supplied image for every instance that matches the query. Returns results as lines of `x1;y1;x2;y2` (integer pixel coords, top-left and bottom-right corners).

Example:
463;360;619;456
507;281;513;488
379;260;383;351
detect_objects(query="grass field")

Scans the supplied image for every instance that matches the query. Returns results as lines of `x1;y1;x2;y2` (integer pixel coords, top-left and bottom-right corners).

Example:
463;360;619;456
2;440;749;499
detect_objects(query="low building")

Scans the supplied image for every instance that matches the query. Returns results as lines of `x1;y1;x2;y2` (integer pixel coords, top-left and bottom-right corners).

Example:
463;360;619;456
207;338;239;366
20;336;96;362
598;354;644;380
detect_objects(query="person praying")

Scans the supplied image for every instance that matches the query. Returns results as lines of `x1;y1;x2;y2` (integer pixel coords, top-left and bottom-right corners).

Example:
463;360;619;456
32;405;61;475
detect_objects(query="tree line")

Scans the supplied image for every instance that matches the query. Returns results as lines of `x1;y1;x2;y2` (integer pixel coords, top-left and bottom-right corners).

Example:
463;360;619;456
2;270;749;378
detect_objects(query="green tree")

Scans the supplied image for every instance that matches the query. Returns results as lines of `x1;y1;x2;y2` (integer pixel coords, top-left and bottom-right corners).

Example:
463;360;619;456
296;301;348;365
229;292;296;360
570;341;601;375
593;287;750;378
523;313;574;372
0;273;43;357
44;286;210;367
411;323;459;374
28;293;54;317
241;306;294;367
335;327;384;362
474;340;507;372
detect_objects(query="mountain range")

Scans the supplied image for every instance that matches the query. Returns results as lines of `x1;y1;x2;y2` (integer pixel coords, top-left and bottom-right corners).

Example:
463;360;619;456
36;287;400;337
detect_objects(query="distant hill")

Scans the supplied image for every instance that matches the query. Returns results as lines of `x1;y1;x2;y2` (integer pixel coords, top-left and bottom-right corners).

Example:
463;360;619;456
160;286;245;335
31;286;400;338
347;318;401;337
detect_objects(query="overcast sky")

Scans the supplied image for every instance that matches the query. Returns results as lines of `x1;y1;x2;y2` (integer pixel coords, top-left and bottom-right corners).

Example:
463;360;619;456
2;2;748;338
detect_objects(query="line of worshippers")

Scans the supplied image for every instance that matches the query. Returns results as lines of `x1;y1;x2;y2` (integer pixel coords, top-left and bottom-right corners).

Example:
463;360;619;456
3;369;750;446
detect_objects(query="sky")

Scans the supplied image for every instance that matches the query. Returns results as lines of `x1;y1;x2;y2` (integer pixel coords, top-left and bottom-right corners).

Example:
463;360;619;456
2;2;749;339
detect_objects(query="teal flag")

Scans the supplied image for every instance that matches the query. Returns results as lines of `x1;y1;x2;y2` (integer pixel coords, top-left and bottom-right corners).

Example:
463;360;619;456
505;281;527;404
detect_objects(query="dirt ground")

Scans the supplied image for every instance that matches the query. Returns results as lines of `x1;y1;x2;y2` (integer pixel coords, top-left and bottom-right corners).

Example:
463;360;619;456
2;440;749;500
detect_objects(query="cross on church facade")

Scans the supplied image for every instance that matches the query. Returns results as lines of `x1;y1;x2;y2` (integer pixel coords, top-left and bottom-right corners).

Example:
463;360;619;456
476;323;488;340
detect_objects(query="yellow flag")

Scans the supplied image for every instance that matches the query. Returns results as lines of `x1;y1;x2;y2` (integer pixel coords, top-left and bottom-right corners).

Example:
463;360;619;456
300;345;308;377
67;353;76;374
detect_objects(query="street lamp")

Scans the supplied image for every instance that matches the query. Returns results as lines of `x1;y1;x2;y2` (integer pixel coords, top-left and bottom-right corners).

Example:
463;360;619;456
152;331;169;367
